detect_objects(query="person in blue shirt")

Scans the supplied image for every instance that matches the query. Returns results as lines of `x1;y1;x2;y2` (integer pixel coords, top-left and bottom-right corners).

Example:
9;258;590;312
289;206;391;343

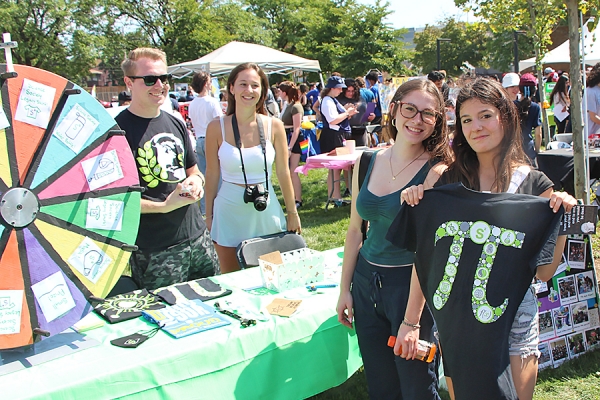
306;82;321;110
366;71;383;144
357;76;377;146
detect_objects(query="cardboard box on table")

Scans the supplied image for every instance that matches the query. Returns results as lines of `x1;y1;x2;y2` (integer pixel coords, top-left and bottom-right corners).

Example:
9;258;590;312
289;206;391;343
258;248;324;292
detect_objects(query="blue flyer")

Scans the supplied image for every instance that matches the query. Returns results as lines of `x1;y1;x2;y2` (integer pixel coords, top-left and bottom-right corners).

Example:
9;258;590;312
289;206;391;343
142;299;231;338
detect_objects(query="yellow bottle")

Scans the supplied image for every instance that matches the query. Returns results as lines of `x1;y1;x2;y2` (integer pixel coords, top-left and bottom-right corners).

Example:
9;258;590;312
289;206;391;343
387;336;437;363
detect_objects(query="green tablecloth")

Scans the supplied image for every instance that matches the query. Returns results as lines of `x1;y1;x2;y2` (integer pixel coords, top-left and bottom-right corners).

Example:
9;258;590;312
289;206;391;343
3;248;362;400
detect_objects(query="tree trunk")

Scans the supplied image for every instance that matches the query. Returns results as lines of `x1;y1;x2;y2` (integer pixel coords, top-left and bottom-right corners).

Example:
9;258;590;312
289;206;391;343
566;0;587;202
527;0;551;145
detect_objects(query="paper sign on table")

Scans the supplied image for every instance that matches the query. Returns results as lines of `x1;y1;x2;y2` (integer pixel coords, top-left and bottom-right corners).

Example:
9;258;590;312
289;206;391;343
31;272;76;323
0;107;9;130
0;290;23;334
14;78;56;129
72;313;105;333
265;298;302;317
68;237;112;284
53;103;100;153
86;198;124;231
81;149;124;190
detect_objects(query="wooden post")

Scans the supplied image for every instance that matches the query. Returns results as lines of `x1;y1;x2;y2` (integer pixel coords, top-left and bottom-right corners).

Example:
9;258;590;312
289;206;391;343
0;33;17;73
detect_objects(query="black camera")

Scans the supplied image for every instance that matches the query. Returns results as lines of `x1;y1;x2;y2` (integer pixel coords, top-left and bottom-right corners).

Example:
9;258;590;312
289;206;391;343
243;184;269;211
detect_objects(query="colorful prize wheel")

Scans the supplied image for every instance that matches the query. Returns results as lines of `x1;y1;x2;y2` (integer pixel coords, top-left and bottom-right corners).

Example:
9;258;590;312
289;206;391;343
0;65;141;349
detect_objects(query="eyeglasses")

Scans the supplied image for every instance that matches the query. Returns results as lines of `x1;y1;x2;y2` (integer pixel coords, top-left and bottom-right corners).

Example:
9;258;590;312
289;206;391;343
127;74;172;87
399;102;438;125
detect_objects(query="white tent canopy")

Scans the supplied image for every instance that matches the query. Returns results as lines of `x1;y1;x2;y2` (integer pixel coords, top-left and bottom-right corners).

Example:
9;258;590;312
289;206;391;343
168;41;322;78
519;23;600;71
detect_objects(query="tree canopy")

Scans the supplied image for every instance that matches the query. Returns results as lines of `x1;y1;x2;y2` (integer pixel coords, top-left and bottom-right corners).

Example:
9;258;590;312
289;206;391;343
1;0;413;83
8;0;597;84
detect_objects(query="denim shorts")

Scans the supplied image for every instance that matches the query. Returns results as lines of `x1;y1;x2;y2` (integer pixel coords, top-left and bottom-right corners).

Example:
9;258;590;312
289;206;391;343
508;285;541;358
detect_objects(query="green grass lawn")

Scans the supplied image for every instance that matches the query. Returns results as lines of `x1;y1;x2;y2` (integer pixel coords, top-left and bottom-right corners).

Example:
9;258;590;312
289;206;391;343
275;166;600;400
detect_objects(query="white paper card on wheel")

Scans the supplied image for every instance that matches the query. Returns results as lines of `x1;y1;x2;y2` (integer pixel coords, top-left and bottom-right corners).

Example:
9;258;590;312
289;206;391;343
0;108;9;130
14;78;56;129
31;272;76;323
86;198;124;231
0;290;23;334
81;149;124;190
53;103;100;154
68;237;112;284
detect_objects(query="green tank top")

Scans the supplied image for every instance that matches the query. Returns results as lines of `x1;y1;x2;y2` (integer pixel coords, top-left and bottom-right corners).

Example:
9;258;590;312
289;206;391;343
356;151;434;266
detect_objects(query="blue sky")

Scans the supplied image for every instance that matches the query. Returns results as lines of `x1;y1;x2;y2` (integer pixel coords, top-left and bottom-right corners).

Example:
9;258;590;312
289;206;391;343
360;0;477;29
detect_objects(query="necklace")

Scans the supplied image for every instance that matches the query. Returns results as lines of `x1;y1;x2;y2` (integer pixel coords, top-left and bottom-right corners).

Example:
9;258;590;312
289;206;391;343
389;149;426;180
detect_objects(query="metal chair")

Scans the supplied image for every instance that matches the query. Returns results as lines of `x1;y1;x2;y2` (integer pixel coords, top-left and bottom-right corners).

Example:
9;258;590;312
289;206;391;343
236;232;307;269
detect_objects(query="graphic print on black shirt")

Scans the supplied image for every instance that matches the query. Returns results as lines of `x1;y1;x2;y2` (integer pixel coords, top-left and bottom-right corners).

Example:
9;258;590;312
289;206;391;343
432;220;525;324
116;110;205;250
386;183;563;400
136;132;187;188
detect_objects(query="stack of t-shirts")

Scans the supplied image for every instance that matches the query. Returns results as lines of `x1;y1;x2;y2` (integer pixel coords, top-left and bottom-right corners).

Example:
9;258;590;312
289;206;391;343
153;278;232;305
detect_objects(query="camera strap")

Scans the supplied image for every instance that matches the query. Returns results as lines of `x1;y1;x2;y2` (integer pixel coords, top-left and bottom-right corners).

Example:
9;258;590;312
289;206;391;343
231;114;270;191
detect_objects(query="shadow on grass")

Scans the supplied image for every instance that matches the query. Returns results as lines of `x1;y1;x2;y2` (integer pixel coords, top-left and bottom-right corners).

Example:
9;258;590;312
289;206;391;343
272;166;352;251
538;347;600;381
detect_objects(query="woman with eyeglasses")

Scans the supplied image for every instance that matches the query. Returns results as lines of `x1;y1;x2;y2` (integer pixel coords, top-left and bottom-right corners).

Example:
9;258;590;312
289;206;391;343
204;63;301;273
395;78;576;400
336;79;452;399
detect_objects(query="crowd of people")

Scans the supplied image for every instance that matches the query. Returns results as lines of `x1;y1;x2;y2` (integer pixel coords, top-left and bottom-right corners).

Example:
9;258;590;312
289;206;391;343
113;46;587;400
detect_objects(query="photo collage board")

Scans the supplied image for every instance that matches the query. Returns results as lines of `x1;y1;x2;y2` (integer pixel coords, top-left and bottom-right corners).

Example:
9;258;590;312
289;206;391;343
534;234;600;369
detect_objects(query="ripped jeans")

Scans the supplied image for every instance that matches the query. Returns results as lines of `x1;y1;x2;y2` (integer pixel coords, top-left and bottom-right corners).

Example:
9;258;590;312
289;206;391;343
508;285;541;359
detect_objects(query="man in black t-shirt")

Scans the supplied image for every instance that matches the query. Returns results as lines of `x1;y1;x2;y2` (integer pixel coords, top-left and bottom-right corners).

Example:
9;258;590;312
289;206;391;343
387;184;563;400
116;48;219;290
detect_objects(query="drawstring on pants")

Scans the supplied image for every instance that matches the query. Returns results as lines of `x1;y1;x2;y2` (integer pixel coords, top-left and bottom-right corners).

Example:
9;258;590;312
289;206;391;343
370;271;383;308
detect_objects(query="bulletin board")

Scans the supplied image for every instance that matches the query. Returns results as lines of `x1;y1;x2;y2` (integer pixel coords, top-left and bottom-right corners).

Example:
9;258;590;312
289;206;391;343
535;233;600;369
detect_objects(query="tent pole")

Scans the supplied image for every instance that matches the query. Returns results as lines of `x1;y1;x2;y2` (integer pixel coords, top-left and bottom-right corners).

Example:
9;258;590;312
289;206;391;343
580;12;591;204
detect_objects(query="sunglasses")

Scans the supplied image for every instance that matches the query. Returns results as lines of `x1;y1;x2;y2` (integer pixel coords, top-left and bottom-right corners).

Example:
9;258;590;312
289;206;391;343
128;74;172;87
399;102;438;125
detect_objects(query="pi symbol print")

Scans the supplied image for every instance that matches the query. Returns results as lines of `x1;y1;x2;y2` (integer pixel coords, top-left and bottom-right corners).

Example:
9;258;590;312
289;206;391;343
432;220;525;324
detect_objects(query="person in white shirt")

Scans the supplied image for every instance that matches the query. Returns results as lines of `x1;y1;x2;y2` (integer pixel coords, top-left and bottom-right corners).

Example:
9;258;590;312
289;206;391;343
549;74;570;134
586;63;600;136
188;71;224;214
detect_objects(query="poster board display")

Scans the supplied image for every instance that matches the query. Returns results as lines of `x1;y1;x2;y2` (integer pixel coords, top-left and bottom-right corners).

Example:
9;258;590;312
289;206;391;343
535;233;600;369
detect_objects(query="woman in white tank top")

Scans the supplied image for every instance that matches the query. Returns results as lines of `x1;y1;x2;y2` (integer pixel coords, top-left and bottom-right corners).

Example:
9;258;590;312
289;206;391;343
204;63;301;273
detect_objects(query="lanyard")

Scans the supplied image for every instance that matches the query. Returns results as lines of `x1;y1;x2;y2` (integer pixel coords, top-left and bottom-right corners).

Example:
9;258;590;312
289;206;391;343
231;113;269;191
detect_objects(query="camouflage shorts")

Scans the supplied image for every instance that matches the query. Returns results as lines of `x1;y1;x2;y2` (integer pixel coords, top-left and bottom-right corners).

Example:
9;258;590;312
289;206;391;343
130;229;220;291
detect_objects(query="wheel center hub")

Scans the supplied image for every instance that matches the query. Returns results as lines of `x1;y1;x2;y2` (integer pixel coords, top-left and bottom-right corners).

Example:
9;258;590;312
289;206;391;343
0;188;40;228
